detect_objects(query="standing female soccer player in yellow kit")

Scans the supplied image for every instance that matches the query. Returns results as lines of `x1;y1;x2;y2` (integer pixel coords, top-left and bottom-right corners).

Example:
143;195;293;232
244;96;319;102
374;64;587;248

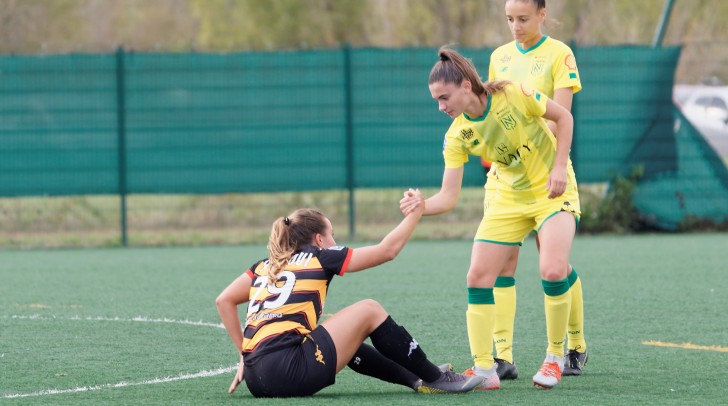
487;0;588;380
415;46;579;389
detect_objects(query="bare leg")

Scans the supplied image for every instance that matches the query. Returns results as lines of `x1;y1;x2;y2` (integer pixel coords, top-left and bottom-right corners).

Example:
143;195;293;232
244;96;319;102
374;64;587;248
538;212;575;281
320;299;388;372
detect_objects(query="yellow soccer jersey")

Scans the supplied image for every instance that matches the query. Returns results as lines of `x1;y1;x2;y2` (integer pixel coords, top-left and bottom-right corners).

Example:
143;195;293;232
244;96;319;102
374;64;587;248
442;82;576;199
488;36;581;98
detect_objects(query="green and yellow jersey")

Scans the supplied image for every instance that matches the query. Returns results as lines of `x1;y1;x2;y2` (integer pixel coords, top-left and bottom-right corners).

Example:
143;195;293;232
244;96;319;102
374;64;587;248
242;244;352;357
488;36;581;98
442;81;576;202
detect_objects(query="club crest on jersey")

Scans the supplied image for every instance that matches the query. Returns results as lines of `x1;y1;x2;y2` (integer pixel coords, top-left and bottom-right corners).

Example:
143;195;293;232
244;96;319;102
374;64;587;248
500;54;511;64
530;57;546;76
500;114;517;130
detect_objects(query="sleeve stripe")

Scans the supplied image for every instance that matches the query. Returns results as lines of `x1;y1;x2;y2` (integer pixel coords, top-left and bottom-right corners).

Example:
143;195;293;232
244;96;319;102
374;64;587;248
339;248;354;276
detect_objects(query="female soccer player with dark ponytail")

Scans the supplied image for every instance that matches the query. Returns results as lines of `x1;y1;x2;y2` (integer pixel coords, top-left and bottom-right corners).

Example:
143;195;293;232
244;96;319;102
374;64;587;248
416;46;580;389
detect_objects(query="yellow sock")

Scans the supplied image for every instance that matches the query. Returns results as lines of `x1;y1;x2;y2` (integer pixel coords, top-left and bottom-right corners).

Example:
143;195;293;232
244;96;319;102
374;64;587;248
493;277;516;363
467;287;495;369
542;279;571;358
567;270;586;351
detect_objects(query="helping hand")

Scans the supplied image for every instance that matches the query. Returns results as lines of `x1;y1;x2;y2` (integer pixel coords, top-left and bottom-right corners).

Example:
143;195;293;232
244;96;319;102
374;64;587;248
399;188;424;215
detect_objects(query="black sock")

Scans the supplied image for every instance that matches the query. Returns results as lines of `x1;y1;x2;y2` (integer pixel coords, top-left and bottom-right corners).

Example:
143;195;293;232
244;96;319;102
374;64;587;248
347;343;421;389
369;316;441;382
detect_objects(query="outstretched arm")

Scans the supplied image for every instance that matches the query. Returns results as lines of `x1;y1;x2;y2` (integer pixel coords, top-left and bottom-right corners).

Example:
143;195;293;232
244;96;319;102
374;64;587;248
346;189;425;273
422;167;464;215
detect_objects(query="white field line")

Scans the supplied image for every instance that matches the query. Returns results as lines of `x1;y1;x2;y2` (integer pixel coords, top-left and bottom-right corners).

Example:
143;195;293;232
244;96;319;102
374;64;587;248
6;314;225;329
3;314;234;398
2;366;237;399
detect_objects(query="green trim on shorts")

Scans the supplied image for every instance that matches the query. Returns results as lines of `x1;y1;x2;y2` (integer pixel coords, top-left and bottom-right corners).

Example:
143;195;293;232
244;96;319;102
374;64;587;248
474;239;522;246
536;211;580;233
495;276;516;288
468;287;495;304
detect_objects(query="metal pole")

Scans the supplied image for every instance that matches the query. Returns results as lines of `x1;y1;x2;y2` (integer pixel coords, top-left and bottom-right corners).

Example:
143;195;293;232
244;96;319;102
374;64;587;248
115;46;128;246
652;0;676;47
343;44;356;240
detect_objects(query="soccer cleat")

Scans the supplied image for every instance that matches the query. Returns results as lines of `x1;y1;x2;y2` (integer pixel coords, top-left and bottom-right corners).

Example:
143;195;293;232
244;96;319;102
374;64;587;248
494;358;518;380
416;371;485;394
462;366;501;390
412;363;456;391
532;354;564;389
563;348;588;376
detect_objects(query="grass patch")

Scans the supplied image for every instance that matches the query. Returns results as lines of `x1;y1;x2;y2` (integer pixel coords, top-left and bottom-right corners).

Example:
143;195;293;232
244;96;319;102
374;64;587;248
2;234;727;404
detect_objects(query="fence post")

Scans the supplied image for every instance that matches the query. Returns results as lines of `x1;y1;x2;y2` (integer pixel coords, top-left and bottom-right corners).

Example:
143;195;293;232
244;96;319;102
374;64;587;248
115;46;128;247
652;0;676;48
343;44;356;240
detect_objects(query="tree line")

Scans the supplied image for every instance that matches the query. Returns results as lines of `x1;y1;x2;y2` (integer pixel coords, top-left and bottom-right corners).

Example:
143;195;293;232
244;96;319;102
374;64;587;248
0;0;726;83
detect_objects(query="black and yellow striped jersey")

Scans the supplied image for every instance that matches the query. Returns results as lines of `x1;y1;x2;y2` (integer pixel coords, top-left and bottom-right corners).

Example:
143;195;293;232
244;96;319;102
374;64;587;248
242;244;352;356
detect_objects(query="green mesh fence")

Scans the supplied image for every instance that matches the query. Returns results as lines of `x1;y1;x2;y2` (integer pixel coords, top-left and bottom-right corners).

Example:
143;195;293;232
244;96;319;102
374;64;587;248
0;54;119;195
573;46;681;182
1;45;725;232
632;108;728;229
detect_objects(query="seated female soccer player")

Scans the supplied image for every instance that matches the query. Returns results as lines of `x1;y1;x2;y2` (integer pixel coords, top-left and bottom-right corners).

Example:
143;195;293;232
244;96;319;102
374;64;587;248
216;189;484;397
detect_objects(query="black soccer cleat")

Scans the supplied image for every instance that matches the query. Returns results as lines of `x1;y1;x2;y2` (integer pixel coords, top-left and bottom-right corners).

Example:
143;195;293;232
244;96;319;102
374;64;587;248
562;348;588;376
494;358;518;380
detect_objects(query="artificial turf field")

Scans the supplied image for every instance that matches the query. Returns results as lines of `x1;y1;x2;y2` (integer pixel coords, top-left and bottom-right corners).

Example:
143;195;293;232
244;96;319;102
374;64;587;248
2;233;727;405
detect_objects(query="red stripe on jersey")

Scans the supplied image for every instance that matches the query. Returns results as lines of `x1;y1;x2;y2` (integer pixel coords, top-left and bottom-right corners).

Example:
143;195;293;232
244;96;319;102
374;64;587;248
339;248;354;276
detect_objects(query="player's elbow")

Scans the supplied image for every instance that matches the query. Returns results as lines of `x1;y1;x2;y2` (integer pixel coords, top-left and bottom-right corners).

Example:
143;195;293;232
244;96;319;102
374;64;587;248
382;248;399;263
215;292;231;311
377;244;401;264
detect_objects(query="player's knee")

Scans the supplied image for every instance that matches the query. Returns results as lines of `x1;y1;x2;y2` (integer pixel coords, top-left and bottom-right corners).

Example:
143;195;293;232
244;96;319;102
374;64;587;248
355;298;387;319
540;262;568;281
466;267;493;286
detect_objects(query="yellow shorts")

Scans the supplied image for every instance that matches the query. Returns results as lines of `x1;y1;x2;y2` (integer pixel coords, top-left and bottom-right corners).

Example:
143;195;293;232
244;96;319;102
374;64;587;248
475;186;580;245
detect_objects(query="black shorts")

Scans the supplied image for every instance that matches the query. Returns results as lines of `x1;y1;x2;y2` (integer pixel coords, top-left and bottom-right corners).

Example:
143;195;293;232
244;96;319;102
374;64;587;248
244;326;338;397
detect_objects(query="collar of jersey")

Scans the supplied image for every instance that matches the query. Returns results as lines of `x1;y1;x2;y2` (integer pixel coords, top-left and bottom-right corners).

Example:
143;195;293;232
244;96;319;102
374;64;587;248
516;35;548;54
463;93;491;122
